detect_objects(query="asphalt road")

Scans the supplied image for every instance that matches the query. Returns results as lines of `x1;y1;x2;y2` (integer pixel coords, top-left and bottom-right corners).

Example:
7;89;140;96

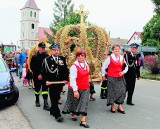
0;104;31;129
1;73;160;129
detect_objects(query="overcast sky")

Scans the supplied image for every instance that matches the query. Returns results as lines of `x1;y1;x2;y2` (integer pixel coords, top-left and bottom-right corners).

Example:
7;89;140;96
0;0;154;44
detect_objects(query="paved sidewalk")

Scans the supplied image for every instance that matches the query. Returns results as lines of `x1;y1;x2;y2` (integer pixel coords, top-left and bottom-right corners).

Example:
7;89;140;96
0;105;32;129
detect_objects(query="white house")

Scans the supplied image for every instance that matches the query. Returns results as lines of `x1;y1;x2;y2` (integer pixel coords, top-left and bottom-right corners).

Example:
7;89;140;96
127;32;142;45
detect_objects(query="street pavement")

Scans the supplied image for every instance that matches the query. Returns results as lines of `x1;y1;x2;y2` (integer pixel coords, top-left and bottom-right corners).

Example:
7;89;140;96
0;104;31;129
2;73;160;129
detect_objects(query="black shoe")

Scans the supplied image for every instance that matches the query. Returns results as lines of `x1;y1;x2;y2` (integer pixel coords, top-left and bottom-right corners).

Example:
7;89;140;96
43;99;50;111
117;108;125;114
80;121;90;128
110;108;116;113
100;96;106;99
71;117;77;121
56;117;64;122
43;106;50;111
50;112;53;115
62;90;66;94
35;101;40;107
90;96;96;101
127;102;135;106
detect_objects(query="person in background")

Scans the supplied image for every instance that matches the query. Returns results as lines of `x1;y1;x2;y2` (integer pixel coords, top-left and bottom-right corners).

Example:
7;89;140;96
25;49;33;89
62;49;90;128
4;51;14;69
42;43;69;122
154;52;158;63
124;43;140;106
30;42;50;111
140;52;144;68
13;50;20;76
102;44;128;114
18;48;28;81
122;49;126;55
21;63;28;86
100;53;108;99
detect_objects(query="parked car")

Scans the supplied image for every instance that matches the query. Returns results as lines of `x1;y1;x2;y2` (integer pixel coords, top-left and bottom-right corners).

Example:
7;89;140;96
0;57;19;106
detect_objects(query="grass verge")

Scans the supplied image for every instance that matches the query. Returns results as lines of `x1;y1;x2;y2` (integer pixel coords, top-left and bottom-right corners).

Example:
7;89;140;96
141;71;160;81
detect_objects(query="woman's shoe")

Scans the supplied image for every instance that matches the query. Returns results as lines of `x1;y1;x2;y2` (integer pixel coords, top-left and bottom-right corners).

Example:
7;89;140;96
58;99;62;105
117;108;125;114
80;121;90;128
71;117;77;121
90;96;96;101
71;114;77;121
110;108;116;113
62;90;66;94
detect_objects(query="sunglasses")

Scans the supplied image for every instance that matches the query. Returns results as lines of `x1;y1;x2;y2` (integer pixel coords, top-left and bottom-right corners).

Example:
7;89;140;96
77;54;85;57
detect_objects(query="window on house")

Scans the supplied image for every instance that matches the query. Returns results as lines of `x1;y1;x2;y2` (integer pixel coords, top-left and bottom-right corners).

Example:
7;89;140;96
134;37;136;40
31;24;34;29
34;12;36;17
137;37;139;40
30;11;32;17
23;33;24;38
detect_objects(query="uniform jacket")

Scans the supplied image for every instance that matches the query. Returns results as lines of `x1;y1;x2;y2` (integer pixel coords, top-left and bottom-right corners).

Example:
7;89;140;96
124;52;140;78
30;52;49;76
42;55;69;82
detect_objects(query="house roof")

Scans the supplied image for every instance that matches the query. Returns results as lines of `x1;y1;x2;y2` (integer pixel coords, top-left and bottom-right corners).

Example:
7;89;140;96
21;0;40;10
110;38;128;46
38;27;53;39
127;32;141;44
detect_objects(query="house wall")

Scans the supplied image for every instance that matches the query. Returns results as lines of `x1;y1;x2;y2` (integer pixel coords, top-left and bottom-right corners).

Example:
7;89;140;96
128;33;142;45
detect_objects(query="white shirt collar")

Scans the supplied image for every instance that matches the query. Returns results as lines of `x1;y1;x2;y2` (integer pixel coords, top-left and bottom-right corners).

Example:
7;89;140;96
51;55;58;60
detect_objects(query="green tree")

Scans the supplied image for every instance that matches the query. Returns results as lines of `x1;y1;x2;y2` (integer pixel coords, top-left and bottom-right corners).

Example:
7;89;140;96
141;0;160;49
52;0;74;30
141;14;160;46
151;0;160;14
45;0;84;43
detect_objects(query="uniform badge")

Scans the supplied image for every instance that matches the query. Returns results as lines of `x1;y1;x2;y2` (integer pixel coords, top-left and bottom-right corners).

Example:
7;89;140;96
58;60;64;65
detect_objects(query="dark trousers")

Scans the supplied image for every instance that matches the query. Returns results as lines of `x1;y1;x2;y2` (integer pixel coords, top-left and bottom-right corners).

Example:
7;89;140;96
15;65;19;76
49;84;63;119
125;72;136;103
100;80;107;98
33;75;48;99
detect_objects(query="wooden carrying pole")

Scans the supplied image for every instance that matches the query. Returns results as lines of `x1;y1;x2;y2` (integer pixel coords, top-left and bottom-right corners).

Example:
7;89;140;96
46;81;65;85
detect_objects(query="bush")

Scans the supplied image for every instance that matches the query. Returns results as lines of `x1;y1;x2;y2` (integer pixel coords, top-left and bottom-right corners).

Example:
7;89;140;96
143;55;160;74
141;71;160;81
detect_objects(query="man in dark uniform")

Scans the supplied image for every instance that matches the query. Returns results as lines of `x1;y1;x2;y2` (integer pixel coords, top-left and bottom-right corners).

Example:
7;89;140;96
30;42;50;110
42;43;69;122
124;43;140;105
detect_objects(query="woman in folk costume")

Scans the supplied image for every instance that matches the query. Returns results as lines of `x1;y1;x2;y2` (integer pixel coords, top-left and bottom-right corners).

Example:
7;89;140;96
62;48;90;128
102;44;128;114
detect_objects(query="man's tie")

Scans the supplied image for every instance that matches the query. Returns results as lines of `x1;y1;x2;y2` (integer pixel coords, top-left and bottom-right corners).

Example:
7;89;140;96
55;57;58;63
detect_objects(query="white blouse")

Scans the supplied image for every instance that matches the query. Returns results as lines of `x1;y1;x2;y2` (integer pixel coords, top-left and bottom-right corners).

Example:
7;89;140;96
102;54;128;77
70;60;88;91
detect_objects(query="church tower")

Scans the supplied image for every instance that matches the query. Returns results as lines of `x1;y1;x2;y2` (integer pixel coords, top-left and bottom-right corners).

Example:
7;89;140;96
20;0;40;48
